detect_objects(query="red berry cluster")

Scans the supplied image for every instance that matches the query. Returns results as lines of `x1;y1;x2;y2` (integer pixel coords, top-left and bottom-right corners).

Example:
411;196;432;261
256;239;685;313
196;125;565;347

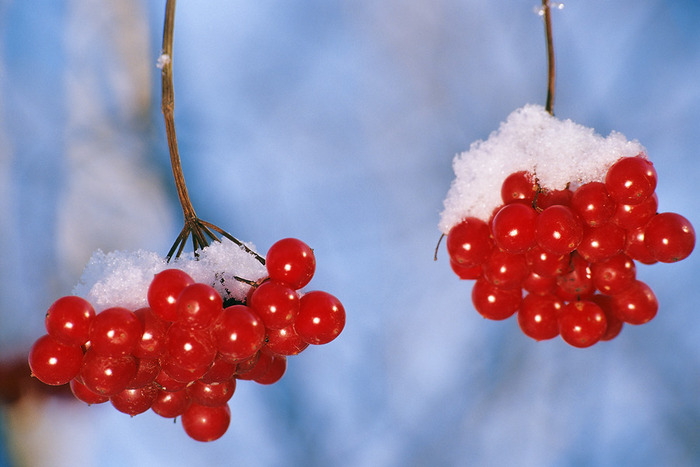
446;155;695;348
28;238;345;442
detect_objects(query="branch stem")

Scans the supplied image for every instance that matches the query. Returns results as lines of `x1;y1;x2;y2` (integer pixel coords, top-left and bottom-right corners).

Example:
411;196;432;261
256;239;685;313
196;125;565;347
542;0;556;115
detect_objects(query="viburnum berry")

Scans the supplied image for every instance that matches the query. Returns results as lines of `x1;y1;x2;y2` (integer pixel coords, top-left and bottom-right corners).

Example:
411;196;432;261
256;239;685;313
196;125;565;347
612;193;658;229
570;181;616;227
212;305;266;361
589;294;624;341
501;171;538;205
624;225;657;265
126;357;160;389
70;377;109;405
164;323;217;371
643;212;695;263
28;334;84;386
253;352;287;385
265;238;316;289
199;354;238;384
558;300;607;348
446;217;493;266
491;203;538;254
610;280;658;325
481;249;529;289
470;277;522;320
536;187;573;209
525;245;569;277
576;222;625;263
88;307;142;356
110;383;159;416
249;280;300;330
80;349;137;396
133;307;170;359
517;293;561;341
187;379;236;407
535;205;584;255
265;324;310;356
151;388;191;418
605;155;657;205
147;269;195;321
294;291;346;345
175;282;223;329
590;253;636;295
181;403;231;442
554;253;594;302
44;296;95;347
449;259;482;280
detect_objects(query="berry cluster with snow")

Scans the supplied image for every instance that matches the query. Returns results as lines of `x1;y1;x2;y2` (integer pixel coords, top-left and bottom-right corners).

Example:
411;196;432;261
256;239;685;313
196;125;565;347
439;104;645;232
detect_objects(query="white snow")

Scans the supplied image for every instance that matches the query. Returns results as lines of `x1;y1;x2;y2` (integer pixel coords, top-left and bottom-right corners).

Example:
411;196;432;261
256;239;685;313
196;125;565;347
439;104;646;233
72;238;268;312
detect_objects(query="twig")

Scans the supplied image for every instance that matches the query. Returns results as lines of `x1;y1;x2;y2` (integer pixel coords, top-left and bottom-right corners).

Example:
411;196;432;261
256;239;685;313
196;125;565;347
542;0;556;115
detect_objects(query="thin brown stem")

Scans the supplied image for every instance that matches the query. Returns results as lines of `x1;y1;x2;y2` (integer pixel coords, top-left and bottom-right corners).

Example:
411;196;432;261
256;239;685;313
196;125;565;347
542;0;556;115
158;0;265;265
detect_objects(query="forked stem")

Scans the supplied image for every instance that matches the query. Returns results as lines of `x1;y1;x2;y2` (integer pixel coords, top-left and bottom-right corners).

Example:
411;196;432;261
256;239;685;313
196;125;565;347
159;0;264;265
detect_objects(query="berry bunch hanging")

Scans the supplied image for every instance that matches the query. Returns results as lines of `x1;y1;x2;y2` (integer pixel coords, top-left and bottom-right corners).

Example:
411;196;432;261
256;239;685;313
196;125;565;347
439;2;694;348
26;0;346;443
445;157;694;347
29;238;345;442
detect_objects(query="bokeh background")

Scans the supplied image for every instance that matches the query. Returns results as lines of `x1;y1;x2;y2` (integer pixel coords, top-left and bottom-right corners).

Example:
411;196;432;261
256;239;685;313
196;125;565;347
1;1;699;465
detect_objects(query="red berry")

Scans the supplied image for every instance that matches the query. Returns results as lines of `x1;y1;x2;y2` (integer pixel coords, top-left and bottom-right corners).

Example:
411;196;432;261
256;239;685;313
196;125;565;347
294;291;346;345
70;377;109;405
187;379;236;407
199;354;238;384
80;349;136;396
590;294;623;341
175;282;223;329
525;245;569;277
491;203;538;254
147;269;195;321
612;193;658;229
517;293;561;341
643;212;695;263
181;403;231;442
554;253;594;301
110;382;159;416
132;307;170;359
576;222;626;263
535;205;584;255
164;323;217;371
624;225;657;265
88;307;142;356
610;280;658;325
522;271;556;295
151;388;191;418
212;305;266;361
126;357;160;389
571;181;616;227
446;217;493;266
558;300;607;348
265;238;316;289
253;353;287;385
536;187;573;209
482;249;529;289
449;260;482;280
501;171;538;205
470;277;522;320
44;296;95;347
265;324;310;356
28;334;84;386
249;281;300;330
605;155;657;205
590;253;636;295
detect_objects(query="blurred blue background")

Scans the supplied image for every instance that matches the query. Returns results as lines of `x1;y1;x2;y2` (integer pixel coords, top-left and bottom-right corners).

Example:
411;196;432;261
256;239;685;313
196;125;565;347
1;1;699;466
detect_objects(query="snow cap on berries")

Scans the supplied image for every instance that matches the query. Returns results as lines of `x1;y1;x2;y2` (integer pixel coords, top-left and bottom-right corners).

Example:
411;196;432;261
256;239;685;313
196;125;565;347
439;104;646;233
73;239;267;311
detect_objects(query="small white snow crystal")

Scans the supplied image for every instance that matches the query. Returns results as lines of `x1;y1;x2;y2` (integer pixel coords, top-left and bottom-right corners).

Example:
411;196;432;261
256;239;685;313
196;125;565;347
72;239;267;311
438;104;646;233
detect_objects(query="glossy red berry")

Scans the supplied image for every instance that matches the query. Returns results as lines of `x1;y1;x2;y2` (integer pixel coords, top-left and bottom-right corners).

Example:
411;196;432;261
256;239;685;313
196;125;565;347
643;212;695;263
80;349;137;396
612;193;658;229
187;379;236;407
151;388;191;418
482;249;529;289
265;324;309;356
446;217;493;266
164;323;217;371
590;253;636;295
28;334;84;386
517;293;561;341
610;280;658;325
175;282;223;329
501;171;538;204
576;222;626;263
88;307;142;356
132;307;170;359
70;377;109;405
470;277;522;320
44;296;95;347
295;291;346;345
265;238;316;289
491;203;538;254
147;269;195;321
110;382;159;416
212;305;266;361
605;155;657;205
249;280;300;330
181;403;231;442
571;181;616;227
535;205;584;255
558;300;607;348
